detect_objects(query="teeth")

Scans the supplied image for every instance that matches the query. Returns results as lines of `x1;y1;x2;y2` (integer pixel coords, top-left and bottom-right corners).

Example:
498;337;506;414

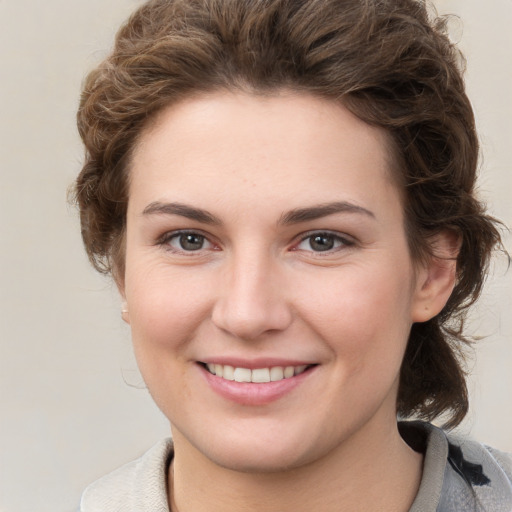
294;365;307;375
214;364;224;378
223;365;235;381
251;368;270;383
205;363;310;383
233;367;252;383
270;367;284;381
284;366;295;378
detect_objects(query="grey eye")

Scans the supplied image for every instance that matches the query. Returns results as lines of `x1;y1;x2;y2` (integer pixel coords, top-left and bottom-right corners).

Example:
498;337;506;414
169;232;209;251
309;234;336;251
296;232;349;252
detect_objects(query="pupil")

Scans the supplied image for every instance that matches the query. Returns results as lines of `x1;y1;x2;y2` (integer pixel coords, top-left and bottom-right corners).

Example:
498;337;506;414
310;235;334;251
180;233;203;250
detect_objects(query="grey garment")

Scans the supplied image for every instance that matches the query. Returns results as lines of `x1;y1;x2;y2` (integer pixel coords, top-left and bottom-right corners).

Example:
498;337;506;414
79;422;512;512
405;422;512;512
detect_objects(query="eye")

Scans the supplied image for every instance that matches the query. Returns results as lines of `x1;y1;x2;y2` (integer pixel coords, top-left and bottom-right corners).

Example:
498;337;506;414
163;231;215;252
295;232;353;252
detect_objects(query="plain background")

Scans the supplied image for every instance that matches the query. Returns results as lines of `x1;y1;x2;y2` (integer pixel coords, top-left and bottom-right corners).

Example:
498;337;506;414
0;1;510;511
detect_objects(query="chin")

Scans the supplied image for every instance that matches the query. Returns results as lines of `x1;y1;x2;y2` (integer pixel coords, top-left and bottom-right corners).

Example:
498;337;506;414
204;443;313;474
175;419;337;475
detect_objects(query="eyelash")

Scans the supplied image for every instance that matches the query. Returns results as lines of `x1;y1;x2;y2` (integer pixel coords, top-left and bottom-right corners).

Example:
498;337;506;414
293;230;355;254
156;229;355;255
157;230;216;254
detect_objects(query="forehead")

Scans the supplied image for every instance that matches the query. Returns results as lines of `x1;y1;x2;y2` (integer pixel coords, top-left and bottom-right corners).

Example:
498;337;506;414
128;91;401;217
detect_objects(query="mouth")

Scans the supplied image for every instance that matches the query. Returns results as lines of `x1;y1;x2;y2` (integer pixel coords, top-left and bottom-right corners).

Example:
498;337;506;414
200;362;315;383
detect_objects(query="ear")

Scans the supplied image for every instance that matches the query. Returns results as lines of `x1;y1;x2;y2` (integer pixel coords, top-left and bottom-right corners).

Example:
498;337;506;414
411;230;460;323
117;281;131;325
120;300;131;324
113;265;130;324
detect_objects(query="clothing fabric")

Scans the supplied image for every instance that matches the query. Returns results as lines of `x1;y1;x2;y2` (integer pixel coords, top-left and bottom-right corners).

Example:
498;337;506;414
79;421;512;511
402;422;512;511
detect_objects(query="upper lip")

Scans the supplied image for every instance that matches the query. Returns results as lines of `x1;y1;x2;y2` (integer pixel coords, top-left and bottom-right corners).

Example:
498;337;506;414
198;357;316;369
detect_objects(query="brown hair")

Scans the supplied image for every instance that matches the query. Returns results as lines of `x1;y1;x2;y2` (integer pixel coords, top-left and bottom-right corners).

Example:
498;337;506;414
74;0;502;428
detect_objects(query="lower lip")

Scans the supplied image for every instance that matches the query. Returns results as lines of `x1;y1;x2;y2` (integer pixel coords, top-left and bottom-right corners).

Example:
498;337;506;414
200;365;315;406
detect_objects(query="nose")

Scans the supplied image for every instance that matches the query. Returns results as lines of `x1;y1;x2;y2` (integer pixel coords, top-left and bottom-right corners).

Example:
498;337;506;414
211;253;293;341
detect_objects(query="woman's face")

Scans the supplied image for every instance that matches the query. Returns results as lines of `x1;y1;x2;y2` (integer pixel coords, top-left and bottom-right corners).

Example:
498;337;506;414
122;91;437;472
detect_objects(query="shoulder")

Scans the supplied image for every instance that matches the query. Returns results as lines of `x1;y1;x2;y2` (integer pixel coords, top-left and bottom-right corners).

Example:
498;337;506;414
482;444;512;483
446;431;512;484
78;438;173;512
442;430;512;511
401;421;512;512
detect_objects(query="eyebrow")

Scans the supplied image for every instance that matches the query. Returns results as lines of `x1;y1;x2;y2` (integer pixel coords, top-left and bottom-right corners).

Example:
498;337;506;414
142;200;375;225
142;201;222;225
279;202;375;224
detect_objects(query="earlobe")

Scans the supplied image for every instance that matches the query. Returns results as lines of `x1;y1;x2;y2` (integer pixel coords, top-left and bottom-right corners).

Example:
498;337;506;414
121;301;131;324
411;230;460;323
115;272;130;324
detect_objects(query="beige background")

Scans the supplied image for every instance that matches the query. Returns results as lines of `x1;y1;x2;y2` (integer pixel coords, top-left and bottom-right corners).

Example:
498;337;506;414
0;1;510;511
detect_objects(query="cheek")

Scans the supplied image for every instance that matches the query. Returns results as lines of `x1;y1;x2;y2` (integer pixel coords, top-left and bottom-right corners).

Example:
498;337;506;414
298;266;415;365
125;263;213;354
124;266;208;414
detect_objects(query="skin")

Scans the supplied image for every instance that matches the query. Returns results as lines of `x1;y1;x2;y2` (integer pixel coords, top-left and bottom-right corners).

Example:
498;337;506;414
120;91;457;511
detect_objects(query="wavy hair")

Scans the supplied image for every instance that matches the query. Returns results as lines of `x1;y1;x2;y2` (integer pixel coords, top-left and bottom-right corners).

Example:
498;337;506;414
74;0;502;428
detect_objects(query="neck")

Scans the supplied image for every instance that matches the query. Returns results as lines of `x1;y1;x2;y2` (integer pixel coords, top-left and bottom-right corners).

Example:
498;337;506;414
169;418;423;512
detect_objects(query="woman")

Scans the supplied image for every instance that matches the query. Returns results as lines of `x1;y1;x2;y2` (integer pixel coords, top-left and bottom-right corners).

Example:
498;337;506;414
74;0;511;510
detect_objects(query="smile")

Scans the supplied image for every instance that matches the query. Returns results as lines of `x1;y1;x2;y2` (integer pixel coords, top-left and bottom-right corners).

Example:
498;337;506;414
204;363;311;383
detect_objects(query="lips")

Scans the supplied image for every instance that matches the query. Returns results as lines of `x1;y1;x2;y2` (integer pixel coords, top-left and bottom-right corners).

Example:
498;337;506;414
199;360;316;405
205;363;309;383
